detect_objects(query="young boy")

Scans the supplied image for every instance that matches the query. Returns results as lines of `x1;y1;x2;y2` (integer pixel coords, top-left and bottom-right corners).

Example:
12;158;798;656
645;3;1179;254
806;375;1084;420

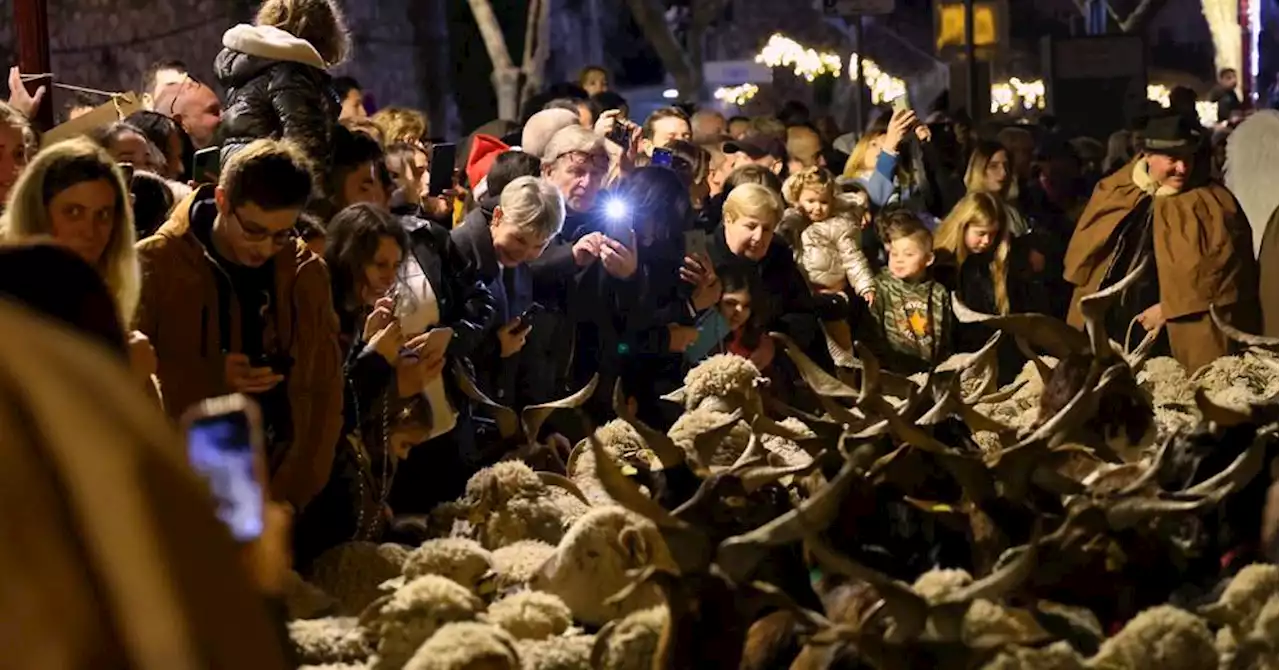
860;211;951;374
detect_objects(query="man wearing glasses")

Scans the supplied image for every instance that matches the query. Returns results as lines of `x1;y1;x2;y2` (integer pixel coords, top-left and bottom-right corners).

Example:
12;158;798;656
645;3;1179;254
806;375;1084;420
135;138;343;514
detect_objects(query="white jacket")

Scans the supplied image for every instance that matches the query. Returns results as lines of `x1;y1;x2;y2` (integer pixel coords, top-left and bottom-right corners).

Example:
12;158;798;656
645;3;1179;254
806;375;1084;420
795;210;875;296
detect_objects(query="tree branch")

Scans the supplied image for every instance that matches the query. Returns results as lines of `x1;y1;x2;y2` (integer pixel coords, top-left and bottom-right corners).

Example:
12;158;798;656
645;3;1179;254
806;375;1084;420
623;0;699;96
466;0;515;71
1117;0;1169;32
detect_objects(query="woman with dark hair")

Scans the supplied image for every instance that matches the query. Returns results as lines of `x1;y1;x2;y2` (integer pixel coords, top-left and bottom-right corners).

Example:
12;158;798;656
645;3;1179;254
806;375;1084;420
590;167;721;426
89;122;163;175
0;242;128;357
129;170;177;239
126;110;191;180
295;203;428;566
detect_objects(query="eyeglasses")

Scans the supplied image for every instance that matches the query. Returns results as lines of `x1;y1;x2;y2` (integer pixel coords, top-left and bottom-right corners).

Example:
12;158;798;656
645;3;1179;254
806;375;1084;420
231;209;298;247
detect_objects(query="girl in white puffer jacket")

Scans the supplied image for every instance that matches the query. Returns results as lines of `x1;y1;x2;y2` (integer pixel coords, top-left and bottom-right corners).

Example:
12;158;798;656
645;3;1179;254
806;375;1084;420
781;167;875;367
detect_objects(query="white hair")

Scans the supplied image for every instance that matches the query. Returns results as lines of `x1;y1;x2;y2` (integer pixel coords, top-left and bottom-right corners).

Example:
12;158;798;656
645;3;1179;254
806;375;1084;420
497;176;565;240
539;125;606;165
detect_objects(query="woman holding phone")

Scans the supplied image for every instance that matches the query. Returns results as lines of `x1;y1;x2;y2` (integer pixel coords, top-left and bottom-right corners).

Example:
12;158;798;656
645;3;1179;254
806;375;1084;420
296;203;443;564
389;201;496;514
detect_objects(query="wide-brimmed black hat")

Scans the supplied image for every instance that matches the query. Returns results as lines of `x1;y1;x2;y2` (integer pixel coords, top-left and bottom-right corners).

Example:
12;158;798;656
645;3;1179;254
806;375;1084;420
1143;113;1204;156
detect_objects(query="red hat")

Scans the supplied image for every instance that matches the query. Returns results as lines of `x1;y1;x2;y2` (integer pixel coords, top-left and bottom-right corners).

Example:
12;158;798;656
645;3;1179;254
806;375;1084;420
465;134;511;190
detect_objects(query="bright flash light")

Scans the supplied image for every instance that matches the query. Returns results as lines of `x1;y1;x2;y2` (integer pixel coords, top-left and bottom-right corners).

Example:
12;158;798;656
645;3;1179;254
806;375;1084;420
1147;84;1172;108
604;198;629;221
714;83;759;106
662;88;679;100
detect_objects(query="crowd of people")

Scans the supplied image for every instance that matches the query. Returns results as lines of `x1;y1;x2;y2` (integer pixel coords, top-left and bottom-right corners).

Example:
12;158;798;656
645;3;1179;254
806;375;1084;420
0;0;1276;666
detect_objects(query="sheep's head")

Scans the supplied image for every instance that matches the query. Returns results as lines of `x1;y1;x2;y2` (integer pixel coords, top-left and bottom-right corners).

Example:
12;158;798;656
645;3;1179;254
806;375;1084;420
530;506;677;627
665;354;766;416
402;622;520;670
362;575;483;670
1089;605;1217;670
400;538;496;595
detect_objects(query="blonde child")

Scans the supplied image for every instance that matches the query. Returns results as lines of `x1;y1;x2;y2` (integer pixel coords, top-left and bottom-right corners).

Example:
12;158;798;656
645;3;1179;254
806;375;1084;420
781;167;875;366
861;212;951;374
933;192;1022;382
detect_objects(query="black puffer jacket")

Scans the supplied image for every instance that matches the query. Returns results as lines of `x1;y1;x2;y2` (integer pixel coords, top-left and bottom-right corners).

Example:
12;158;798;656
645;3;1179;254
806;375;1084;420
214;24;338;168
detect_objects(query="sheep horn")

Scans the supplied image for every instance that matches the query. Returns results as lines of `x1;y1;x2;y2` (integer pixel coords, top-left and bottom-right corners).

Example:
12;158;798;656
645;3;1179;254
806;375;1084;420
588;619;622;669
1125;322;1164;371
744;580;834;632
1105;491;1228;530
933;331;1001;374
1010;363;1108;449
852;342;885;404
537;471;592;505
1194;388;1254;428
660;385;689;407
772;332;861;399
804;533;929;643
945;520;1042;604
1013;335;1056;386
973;379;1029;406
587;429;687;531
1116;434;1175;496
1211;304;1280;349
1078;255;1151;360
612;380;687;468
951;293;1091;360
1182;436;1269;498
521;374;599;443
729;430;767;470
451;360;521;440
714;456;861;583
731;458;824;494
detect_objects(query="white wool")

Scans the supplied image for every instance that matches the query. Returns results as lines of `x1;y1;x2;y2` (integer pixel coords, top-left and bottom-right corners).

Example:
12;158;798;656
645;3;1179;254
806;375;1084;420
484;591;573;640
492;541;558;592
1224;109;1279;256
310;542;407;616
595;606;667;670
668;408;753;467
530;507;676;627
402;538;494;592
288;617;371;666
516;633;594;670
681;354;762;411
1090;605;1217;670
367;575;482;670
402;622;519;670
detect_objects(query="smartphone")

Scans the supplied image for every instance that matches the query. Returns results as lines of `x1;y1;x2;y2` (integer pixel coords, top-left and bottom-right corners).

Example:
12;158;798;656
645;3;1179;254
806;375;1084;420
403;326;453;360
428;142;457;196
516;302;544;330
119;162;135;183
651;147;674;168
684;229;709;259
893;95;911;115
182;394;266;542
250;352;294;375
607;120;630;147
192;146;221;185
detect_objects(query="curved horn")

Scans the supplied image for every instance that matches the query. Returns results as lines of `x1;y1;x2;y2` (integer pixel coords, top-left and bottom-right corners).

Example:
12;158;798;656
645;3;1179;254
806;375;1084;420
452;360;520;439
1078;255;1151;360
1106;491;1228;530
805;533;929;643
613;380;687;468
1013;335;1056;386
945;520;1042;603
974;379;1029;405
522;375;599;442
715;457;861;582
773;332;860;398
588;430;688;530
689;408;746;467
537;471;592;505
952;294;1091;360
1194;388;1252;427
1183;437;1268;497
1211;304;1280;349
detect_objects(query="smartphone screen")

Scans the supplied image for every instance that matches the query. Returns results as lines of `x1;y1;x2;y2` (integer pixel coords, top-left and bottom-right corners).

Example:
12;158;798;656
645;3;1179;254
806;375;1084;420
893;96;911;114
191;147;221;185
651;147;674;168
684;229;709;259
517;302;544;330
186;410;263;541
428;142;457;196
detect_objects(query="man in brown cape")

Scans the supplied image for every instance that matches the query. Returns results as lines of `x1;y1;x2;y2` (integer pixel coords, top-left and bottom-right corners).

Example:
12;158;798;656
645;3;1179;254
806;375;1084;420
1063;113;1259;372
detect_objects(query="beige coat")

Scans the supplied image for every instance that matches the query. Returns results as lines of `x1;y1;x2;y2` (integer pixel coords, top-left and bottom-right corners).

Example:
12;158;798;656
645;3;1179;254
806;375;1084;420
795;210;876;296
0;298;289;669
1063;158;1259;372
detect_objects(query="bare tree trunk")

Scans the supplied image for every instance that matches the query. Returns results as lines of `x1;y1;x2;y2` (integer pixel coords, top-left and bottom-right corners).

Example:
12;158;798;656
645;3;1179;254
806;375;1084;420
623;0;700;98
520;0;553;111
467;0;522;121
1071;0;1171;32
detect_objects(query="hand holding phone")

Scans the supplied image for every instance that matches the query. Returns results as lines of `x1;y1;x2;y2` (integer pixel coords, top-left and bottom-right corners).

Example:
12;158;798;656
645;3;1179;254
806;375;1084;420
428;143;457;197
404;326;453;363
516;302;544;330
225;353;285;394
683;229;709;259
192;146;221;185
182;394;266;542
651;147;674;168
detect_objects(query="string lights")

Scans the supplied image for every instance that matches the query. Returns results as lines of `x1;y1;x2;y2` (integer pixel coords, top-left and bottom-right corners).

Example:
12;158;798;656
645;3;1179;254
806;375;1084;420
713;83;760;107
755;34;843;81
1147;84;1220;127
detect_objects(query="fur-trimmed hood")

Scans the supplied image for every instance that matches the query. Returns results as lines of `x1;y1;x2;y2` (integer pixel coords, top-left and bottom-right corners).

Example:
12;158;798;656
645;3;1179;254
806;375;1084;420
217;24;327;87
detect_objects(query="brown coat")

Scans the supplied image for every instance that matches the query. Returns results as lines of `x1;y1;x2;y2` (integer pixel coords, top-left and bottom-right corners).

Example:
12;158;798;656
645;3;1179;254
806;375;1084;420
135;187;343;510
0;299;288;669
1063;158;1259;372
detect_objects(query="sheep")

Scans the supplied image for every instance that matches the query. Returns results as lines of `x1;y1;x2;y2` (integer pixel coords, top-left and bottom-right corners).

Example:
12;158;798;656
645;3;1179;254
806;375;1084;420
1201;564;1279;635
399;538;495;594
567;420;658;506
491;541;557;592
311;542;411;615
288;617;372;666
1088;605;1218;670
364;575;483;670
458;461;569;550
980;640;1086;670
911;568;974;603
401;622;520;670
515;633;594;670
529;506;678;627
589;606;668;670
668;354;765;414
668;407;753;467
483;591;573;640
298;664;370;670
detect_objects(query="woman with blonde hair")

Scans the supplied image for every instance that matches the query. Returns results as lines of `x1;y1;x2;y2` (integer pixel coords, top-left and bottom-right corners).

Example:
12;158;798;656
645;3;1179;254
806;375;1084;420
0;137;156;386
372;107;429;146
0;101;37;209
933;191;1024;380
841;108;921;209
216;0;350;167
963;140;1028;236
